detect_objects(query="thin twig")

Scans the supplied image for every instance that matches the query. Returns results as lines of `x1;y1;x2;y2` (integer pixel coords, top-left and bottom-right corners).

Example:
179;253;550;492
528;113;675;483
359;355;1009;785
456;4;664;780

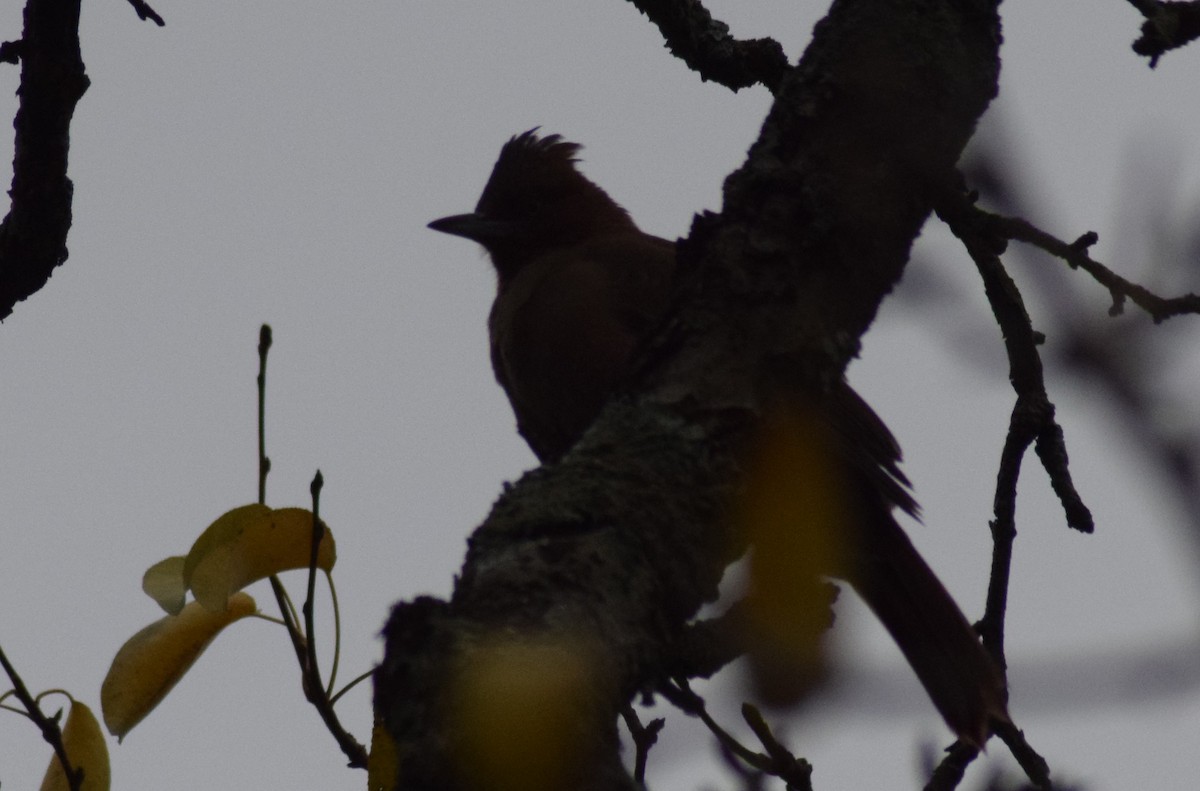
740;704;813;791
270;577;308;670
304;472;325;700
297;471;367;768
253;327;366;768
0;646;82;791
324;568;342;697
329;668;374;707
933;188;1070;790
658;678;768;770
937;190;1095;535
976;399;1037;671
257;324;272;506
990;214;1200;323
124;0;165;25
257;323;313;691
994;719;1053;789
923;741;978;791
619;704;664;785
658;679;812;790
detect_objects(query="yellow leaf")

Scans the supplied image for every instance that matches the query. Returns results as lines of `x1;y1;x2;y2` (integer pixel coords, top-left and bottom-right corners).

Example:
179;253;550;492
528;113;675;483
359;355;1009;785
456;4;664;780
450;636;594;791
736;407;850;704
367;717;399;791
183;504;336;612
100;592;256;740
142;556;187;615
39;700;110;791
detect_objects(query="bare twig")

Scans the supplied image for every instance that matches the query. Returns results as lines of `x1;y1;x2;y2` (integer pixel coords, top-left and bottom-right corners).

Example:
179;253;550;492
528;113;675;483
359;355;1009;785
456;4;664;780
740;704;813;791
932;187;1073;790
303;472;326;692
937;190;1095;536
962;140;1200;566
924;713;1053;791
996;217;1200;321
0;646;82;791
124;0;165;26
257;324;272;504
658;679;812;790
253;328;366;768
923;741;978;791
619;704;665;785
993;720;1053;789
976;400;1033;672
267;475;367;768
658;678;769;770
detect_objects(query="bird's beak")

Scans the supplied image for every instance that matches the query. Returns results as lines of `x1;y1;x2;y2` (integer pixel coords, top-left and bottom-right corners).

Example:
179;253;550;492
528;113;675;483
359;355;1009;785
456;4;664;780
427;213;517;244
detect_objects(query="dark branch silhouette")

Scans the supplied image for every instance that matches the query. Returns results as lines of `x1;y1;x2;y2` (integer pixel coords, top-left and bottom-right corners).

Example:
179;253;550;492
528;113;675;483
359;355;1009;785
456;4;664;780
0;0;90;321
624;0;788;93
374;2;1019;788
1128;0;1200;66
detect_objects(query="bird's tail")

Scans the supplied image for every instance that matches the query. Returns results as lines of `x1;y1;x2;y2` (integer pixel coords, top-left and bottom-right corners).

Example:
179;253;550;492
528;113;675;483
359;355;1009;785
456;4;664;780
848;512;1010;748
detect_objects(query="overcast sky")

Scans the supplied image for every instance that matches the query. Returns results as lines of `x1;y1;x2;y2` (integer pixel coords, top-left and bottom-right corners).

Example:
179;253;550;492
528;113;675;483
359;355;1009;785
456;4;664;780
3;1;1200;789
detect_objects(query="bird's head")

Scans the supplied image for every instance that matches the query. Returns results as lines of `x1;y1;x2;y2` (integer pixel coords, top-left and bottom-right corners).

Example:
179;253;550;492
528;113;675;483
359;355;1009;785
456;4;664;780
428;129;636;282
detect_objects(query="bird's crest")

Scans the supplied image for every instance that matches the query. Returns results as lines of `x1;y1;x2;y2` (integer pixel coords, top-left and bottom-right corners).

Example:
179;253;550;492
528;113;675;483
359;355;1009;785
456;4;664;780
474;129;632;236
495;128;582;174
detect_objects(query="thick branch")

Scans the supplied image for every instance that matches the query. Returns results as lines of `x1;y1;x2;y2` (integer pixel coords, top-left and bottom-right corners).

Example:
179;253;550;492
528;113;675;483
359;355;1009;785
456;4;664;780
375;2;1002;789
624;0;788;93
0;0;90;320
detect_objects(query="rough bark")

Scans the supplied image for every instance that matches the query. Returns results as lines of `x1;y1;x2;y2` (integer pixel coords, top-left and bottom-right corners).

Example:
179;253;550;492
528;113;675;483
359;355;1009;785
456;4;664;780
0;0;90;321
374;2;1002;788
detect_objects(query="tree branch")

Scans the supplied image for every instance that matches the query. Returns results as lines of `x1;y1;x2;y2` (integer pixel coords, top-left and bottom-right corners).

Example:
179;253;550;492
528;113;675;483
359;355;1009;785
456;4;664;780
124;0;165;26
1128;0;1200;67
624;0;788;93
995;217;1200;322
374;2;1003;788
0;646;82;791
0;0;90;321
937;189;1095;536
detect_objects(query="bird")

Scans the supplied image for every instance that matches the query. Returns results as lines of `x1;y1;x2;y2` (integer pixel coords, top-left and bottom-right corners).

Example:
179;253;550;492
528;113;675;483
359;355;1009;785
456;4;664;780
428;129;1010;746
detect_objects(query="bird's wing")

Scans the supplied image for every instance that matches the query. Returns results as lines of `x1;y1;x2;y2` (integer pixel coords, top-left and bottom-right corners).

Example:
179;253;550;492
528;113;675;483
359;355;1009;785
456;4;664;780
586;232;677;340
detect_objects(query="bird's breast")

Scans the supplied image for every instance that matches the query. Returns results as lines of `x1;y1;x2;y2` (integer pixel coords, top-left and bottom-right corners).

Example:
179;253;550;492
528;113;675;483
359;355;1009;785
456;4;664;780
488;249;648;460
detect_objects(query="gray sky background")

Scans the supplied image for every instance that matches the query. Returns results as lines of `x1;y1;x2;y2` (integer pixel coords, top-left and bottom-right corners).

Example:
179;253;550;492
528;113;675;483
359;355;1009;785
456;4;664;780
3;1;1200;788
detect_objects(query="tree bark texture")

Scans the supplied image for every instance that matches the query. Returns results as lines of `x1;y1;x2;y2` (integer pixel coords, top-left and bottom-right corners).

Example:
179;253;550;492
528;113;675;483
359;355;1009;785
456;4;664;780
0;0;89;321
374;2;1002;789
